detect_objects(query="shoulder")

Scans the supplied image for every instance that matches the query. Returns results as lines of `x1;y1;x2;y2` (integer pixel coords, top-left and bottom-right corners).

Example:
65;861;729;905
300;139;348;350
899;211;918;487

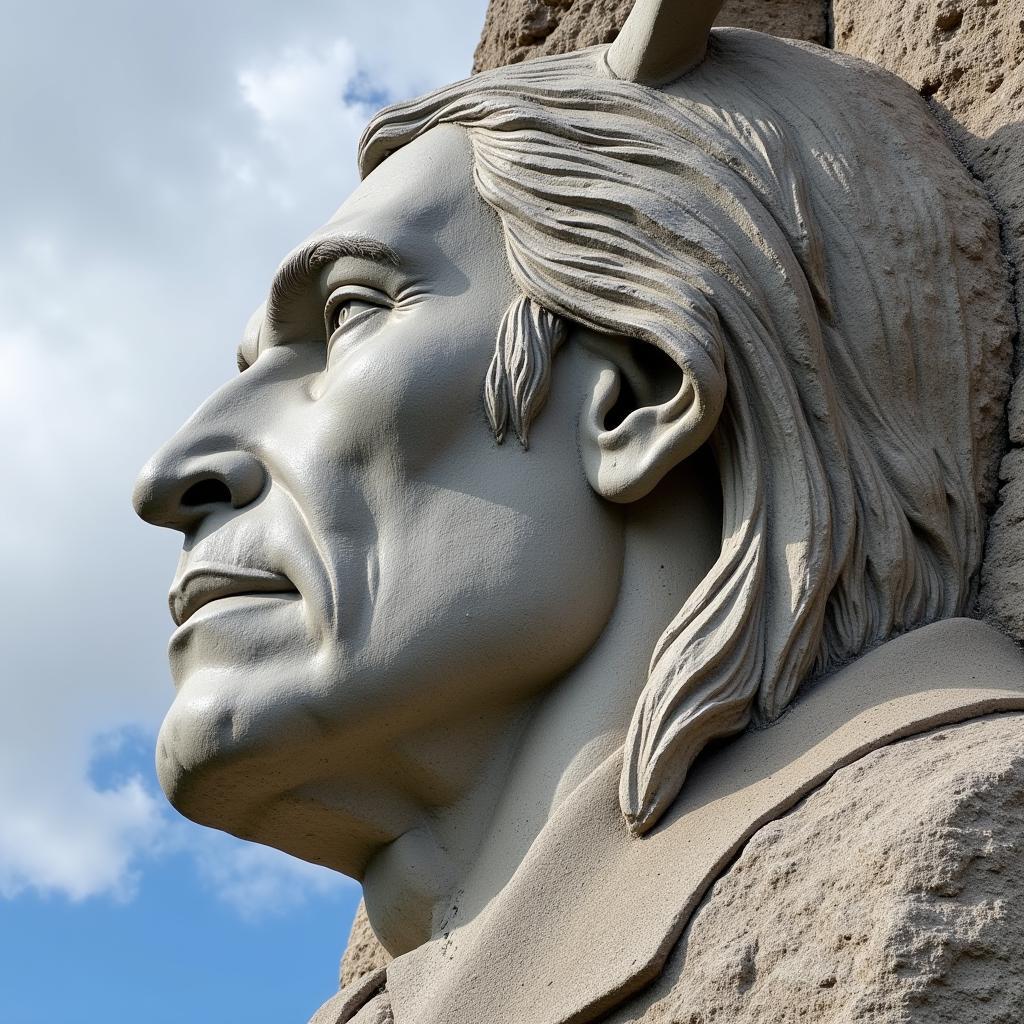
609;712;1024;1023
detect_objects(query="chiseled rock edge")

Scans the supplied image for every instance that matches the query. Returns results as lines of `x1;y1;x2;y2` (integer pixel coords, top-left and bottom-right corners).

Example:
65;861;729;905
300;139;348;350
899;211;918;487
473;0;826;72
606;712;1024;1022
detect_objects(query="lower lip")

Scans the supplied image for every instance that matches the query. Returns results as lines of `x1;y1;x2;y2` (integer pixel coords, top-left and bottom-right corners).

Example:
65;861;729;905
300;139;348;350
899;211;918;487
171;590;302;637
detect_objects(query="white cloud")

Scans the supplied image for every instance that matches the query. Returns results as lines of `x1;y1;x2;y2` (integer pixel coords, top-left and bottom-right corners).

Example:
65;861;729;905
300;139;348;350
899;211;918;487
239;39;359;127
0;0;487;913
232;38;376;210
0;773;162;903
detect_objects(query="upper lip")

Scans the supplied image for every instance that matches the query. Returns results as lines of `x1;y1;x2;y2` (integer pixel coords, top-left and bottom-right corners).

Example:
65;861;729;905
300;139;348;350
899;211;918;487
169;565;298;626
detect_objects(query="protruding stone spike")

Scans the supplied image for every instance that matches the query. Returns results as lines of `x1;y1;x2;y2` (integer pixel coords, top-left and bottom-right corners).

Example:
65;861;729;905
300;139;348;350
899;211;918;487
605;0;724;86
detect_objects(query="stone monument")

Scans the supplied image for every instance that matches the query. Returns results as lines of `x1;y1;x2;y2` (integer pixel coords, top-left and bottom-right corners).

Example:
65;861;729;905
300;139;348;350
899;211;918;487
133;1;1024;1020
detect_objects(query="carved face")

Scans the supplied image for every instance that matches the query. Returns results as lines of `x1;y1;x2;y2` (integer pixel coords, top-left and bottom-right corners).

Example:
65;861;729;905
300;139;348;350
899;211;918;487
132;126;624;862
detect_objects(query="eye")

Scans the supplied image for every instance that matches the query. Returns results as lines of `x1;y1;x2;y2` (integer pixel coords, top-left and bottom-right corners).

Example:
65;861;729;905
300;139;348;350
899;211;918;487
324;286;391;353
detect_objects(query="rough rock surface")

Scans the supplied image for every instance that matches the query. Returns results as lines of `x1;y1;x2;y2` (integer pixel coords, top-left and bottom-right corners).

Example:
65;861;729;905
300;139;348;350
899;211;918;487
340;902;391;989
832;0;1024;638
339;714;1024;1014
606;713;1024;1022
473;0;826;71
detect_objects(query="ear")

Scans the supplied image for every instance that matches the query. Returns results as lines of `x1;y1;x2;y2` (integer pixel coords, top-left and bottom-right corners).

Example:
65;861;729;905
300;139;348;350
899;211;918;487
577;329;725;503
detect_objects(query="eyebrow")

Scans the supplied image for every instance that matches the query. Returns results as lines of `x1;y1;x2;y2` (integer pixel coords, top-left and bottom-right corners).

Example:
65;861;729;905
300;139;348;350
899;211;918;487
264;232;401;329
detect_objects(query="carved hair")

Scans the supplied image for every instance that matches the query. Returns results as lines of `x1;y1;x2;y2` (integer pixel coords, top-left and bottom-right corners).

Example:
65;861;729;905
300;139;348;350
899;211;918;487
359;32;1012;833
484;296;567;448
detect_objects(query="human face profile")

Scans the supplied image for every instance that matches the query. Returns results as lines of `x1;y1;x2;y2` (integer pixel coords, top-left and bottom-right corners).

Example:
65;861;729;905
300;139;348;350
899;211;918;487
132;126;624;871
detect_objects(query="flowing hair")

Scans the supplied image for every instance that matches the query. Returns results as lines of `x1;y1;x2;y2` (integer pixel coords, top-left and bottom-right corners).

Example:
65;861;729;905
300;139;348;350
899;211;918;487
358;31;1013;834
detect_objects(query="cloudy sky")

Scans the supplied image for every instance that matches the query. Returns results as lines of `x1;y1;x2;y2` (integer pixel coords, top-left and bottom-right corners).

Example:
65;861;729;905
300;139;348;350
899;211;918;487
0;2;487;1020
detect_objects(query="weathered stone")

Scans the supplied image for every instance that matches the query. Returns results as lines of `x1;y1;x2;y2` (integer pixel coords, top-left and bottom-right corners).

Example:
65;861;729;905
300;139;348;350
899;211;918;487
340;900;392;989
473;0;826;72
605;713;1024;1022
832;0;1024;637
131;0;1024;1010
985;448;1024;636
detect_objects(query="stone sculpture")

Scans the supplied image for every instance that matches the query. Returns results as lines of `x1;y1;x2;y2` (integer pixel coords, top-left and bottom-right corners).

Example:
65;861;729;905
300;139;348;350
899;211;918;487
132;1;1024;1020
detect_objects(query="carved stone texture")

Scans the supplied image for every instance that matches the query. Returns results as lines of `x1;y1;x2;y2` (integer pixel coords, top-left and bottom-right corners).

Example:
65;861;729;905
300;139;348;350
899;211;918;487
341;900;391;989
472;0;826;72
605;713;1024;1022
832;0;1024;639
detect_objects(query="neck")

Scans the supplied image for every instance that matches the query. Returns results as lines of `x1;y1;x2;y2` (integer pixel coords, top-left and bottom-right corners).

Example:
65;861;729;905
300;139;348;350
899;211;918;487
361;464;719;955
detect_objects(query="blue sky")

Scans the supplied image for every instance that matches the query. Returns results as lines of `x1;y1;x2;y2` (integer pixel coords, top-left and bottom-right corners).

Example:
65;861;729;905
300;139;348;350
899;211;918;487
0;2;486;1020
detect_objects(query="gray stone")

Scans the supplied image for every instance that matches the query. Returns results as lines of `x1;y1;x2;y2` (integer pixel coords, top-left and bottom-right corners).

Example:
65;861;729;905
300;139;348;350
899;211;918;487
131;1;1024;1018
832;0;1024;639
332;708;1024;1021
473;0;826;72
476;0;1024;647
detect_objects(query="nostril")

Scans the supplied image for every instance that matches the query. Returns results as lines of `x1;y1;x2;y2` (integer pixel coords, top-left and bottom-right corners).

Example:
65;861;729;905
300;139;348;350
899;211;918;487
181;478;233;507
133;448;266;531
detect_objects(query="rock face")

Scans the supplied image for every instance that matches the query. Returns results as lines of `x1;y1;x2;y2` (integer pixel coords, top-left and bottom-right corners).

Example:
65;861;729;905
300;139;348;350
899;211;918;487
473;0;826;71
340;901;391;988
605;713;1024;1022
831;0;1024;640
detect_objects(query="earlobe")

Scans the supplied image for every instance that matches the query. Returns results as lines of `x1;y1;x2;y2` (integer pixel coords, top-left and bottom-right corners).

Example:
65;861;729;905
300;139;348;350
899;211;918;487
579;333;724;504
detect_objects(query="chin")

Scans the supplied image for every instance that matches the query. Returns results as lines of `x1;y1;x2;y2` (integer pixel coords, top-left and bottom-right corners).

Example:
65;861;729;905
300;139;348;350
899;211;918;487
154;671;291;833
156;699;245;829
155;711;386;877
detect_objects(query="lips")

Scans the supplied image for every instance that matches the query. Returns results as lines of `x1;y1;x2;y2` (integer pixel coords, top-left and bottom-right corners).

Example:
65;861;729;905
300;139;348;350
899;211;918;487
169;565;298;626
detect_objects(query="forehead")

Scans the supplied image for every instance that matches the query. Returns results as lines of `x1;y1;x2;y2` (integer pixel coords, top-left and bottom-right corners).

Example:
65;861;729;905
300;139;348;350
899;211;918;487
243;124;512;354
319;124;491;261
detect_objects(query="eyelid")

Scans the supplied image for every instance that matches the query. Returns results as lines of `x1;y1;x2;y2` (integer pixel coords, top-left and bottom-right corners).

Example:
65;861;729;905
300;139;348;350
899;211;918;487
323;284;392;338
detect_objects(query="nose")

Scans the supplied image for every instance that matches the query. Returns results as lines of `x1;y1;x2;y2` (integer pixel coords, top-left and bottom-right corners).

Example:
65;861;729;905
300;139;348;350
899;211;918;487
132;444;267;533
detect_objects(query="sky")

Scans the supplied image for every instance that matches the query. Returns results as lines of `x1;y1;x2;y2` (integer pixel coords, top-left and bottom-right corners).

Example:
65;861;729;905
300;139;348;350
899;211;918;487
0;2;487;1020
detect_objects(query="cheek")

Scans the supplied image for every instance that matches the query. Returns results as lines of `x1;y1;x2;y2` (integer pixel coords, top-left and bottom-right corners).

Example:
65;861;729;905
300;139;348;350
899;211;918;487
356;394;625;715
267;303;625;714
362;483;623;715
333;301;496;466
